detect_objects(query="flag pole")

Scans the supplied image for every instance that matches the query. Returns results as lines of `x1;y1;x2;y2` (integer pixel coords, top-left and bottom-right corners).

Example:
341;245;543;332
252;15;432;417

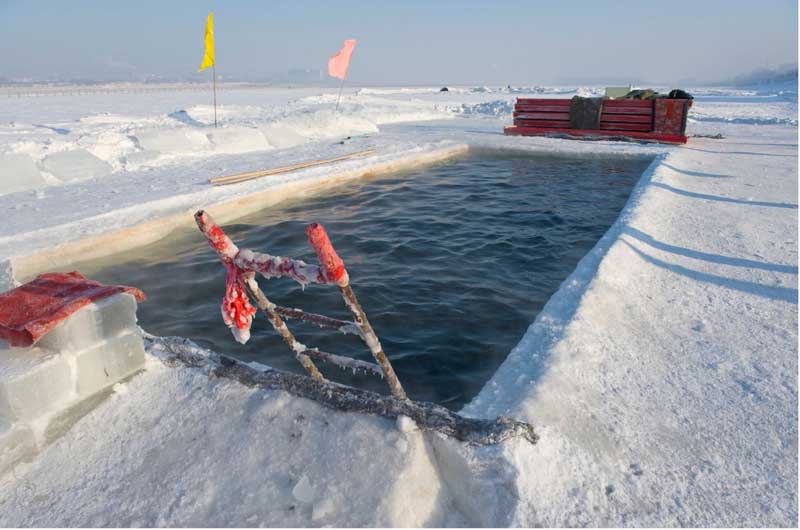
212;64;218;128
334;76;345;113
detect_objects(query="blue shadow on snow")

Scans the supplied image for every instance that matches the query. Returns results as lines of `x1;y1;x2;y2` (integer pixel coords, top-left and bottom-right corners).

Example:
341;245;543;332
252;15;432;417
624;226;798;275
652;182;798;209
622;239;798;304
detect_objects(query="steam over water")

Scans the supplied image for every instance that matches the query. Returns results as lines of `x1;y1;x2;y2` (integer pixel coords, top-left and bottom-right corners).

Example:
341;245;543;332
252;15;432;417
84;151;652;409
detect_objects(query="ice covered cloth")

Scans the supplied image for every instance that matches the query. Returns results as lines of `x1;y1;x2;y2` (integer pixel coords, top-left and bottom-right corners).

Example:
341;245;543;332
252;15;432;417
195;210;338;345
0;271;145;348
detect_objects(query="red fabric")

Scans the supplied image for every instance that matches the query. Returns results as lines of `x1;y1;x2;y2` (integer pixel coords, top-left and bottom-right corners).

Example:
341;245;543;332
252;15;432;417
194;210;257;336
221;261;257;333
0;271;145;348
328;39;356;80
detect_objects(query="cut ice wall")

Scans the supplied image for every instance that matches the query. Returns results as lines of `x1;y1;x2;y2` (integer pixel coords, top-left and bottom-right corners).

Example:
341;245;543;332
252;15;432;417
0;293;146;474
0;153;47;195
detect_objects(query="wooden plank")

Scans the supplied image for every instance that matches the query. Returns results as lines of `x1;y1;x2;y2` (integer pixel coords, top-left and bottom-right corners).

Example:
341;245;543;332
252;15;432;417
516;98;570;106
604;99;653;108
514;101;570;112
598;123;652;132
513;111;570;120
599;114;652;124
515;105;574;113
514;119;570;128
503;125;687;144
517;98;652;108
601;106;653;115
209;149;375;186
513;121;650;132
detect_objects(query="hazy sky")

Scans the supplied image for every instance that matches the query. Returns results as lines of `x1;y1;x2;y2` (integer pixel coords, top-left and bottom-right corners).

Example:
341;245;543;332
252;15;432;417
0;0;797;84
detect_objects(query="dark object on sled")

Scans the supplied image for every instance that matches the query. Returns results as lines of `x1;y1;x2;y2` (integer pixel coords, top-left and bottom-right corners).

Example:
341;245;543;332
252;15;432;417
667;89;693;100
620;88;694;101
569;96;604;129
504;96;692;144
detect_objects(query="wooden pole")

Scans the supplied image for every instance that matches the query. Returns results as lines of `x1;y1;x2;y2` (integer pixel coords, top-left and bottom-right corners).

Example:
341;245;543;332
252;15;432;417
301;347;382;376
338;283;407;399
306;222;408;400
273;306;361;336
334;76;345;113
153;334;538;446
242;275;326;382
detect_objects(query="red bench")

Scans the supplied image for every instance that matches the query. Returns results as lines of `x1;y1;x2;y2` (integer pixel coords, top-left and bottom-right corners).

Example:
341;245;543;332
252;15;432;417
505;98;691;144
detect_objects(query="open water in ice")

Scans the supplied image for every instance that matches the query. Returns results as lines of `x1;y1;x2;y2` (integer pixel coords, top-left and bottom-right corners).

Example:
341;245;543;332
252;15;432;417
83;150;653;409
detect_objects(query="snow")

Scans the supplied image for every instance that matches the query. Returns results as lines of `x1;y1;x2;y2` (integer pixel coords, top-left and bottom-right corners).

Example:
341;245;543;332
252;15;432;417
41;149;113;182
689;101;798;126
0;82;796;526
0;352;463;527
465;134;798;525
0;153;47;195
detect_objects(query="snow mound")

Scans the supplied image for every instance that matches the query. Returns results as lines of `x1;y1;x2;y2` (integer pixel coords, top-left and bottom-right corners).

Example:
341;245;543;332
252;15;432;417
458;100;515;116
272;109;378;141
470;86;577;95
0;153;46;195
295;93;454;125
207;127;271;154
690;102;798;126
41;149;113;182
258;123;309;149
133;128;211;153
356;87;451;95
0;91;459;192
575;86;604;97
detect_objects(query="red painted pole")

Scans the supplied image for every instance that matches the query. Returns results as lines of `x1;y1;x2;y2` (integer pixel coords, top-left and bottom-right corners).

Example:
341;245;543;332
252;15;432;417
306;223;407;400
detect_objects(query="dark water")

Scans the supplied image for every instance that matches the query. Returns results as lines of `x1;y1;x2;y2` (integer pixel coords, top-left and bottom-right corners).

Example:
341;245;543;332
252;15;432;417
81;150;652;409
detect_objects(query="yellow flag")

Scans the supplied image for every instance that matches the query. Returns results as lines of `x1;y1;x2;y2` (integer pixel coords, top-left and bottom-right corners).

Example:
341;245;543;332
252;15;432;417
198;12;214;72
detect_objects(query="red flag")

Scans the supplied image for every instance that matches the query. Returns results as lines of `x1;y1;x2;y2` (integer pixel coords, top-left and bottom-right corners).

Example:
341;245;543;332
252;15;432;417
328;39;357;80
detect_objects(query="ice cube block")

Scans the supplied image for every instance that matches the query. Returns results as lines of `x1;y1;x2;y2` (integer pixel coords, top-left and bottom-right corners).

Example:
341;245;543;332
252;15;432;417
41;149;112;182
73;329;145;399
38;293;138;353
0;345;75;423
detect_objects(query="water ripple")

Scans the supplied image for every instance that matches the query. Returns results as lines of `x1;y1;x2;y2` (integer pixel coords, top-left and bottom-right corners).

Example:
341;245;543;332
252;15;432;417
84;152;652;408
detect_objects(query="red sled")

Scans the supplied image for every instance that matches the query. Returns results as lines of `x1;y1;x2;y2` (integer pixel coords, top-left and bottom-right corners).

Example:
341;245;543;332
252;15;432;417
504;98;691;145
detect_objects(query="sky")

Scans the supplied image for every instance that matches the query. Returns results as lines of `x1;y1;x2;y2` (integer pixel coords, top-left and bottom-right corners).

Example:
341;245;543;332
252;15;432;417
0;0;797;85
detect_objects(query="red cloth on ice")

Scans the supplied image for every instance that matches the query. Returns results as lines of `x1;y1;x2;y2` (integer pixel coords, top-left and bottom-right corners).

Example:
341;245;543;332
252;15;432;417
0;271;145;348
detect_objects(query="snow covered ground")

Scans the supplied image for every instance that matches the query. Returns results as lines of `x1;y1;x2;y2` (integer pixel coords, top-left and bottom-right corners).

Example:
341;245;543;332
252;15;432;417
0;83;796;526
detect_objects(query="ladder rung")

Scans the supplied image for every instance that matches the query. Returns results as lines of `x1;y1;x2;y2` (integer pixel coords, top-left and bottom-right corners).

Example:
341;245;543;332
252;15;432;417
302;347;383;376
274;306;361;336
